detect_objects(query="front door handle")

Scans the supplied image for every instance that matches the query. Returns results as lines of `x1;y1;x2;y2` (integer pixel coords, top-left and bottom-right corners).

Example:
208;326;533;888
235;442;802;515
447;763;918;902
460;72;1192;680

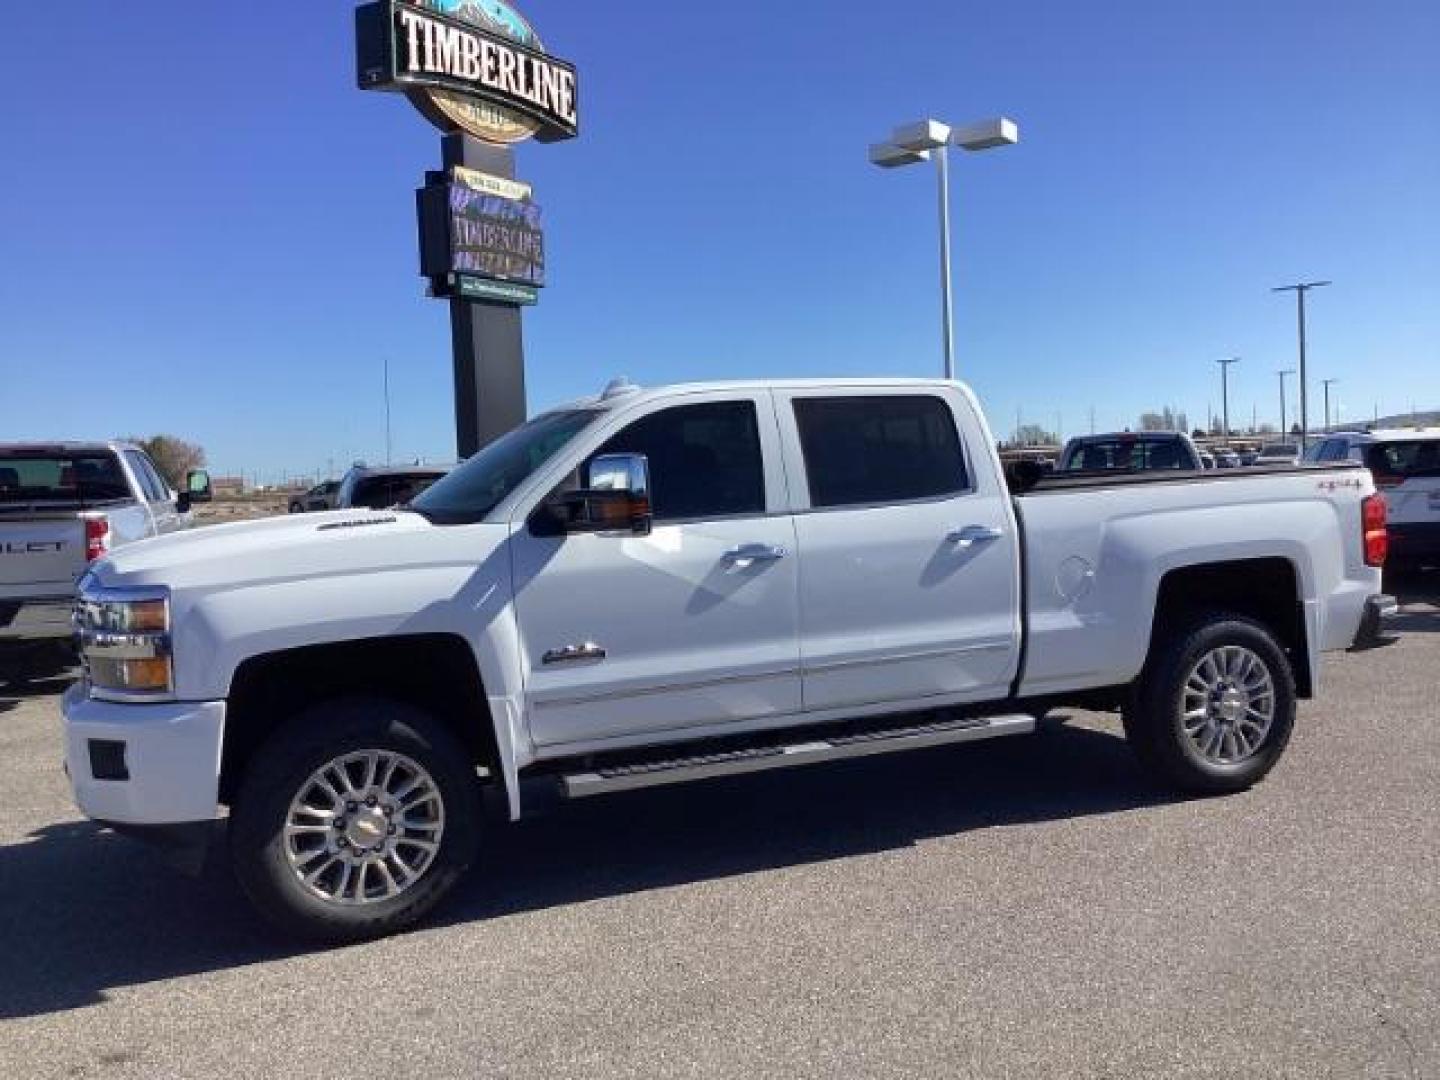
722;543;788;568
542;642;607;665
946;525;1003;548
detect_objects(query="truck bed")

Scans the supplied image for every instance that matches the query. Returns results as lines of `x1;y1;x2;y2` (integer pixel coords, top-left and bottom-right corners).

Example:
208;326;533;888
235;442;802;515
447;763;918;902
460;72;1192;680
1011;460;1375;701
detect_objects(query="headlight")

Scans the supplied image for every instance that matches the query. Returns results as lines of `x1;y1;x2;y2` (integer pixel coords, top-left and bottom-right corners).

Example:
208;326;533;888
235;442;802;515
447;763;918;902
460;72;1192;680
74;583;174;698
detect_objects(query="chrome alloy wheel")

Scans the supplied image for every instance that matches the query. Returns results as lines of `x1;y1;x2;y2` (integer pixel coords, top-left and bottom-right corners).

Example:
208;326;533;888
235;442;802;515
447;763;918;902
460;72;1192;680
1180;645;1276;765
283;750;445;905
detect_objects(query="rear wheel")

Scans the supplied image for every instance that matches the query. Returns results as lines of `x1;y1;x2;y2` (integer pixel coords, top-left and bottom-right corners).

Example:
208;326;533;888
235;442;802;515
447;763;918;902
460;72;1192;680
1124;613;1296;793
230;698;481;944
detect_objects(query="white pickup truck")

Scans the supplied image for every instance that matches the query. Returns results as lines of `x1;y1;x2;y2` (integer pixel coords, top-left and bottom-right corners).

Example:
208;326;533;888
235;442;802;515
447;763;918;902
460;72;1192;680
62;380;1396;942
0;442;208;681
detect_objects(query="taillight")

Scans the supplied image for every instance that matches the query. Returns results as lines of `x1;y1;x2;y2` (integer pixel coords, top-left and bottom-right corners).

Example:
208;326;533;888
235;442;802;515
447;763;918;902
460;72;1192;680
84;515;110;563
1362;494;1388;567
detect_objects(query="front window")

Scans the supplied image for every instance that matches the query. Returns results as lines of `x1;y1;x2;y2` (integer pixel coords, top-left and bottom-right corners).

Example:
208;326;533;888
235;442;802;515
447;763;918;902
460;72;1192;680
589;400;766;522
412;409;602;524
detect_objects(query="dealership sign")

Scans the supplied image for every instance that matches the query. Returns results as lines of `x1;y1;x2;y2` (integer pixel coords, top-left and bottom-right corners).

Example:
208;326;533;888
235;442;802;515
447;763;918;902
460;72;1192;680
418;165;545;303
356;0;579;144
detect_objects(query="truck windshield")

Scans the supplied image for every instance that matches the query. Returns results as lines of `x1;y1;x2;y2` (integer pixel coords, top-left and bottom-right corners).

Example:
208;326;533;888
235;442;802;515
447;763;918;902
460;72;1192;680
0;452;129;506
410;409;601;524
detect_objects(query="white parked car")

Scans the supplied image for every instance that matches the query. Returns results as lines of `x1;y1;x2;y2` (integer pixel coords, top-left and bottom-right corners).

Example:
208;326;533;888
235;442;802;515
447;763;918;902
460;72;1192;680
1306;429;1440;569
62;379;1394;941
1;442;208;679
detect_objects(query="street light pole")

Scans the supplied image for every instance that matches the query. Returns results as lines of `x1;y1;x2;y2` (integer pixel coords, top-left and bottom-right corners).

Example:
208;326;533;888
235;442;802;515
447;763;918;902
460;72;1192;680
935;144;955;379
1272;281;1331;448
1277;369;1295;440
1323;378;1339;432
1216;357;1240;439
870;117;1018;381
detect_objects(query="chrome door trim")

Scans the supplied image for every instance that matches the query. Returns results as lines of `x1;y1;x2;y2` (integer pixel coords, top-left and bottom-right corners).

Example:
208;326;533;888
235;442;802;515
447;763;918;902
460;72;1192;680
531;665;802;709
802;641;1011;675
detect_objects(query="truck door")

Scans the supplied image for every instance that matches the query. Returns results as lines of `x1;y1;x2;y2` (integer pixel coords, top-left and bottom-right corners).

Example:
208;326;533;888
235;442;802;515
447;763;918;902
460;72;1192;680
776;389;1022;712
511;391;802;749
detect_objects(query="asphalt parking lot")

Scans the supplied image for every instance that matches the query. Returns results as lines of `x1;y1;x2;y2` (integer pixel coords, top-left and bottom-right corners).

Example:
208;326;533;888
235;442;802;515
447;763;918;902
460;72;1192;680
2;579;1437;1079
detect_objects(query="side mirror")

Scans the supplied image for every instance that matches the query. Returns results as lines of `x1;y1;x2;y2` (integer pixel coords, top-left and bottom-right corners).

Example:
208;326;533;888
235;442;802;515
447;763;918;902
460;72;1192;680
186;469;213;504
534;453;652;537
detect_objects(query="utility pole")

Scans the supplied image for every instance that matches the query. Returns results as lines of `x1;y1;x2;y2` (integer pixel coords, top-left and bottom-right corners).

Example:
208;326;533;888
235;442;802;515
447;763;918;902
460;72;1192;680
1088;406;1096;435
1322;378;1339;433
1216;357;1240;439
1272;281;1331;448
383;356;393;466
1277;369;1295;441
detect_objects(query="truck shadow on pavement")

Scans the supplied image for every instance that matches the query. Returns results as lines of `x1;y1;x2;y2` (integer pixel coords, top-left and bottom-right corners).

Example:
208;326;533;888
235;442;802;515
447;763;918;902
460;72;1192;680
0;717;1185;1020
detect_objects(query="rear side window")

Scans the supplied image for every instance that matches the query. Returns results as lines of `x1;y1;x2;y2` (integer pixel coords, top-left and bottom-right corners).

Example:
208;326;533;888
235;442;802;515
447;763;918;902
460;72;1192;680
1367;440;1440;479
593;400;765;522
794;395;968;508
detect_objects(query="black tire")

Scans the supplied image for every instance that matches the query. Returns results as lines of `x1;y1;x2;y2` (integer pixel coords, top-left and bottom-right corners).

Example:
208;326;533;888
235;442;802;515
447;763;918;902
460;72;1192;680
230;698;481;944
1124;612;1296;794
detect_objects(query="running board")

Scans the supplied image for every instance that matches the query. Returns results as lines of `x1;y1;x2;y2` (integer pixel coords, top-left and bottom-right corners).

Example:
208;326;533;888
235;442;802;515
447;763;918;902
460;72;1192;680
560;713;1036;799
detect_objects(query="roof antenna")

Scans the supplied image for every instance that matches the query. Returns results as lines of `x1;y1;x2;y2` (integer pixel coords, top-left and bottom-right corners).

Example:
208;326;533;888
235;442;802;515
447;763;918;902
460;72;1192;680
602;376;641;400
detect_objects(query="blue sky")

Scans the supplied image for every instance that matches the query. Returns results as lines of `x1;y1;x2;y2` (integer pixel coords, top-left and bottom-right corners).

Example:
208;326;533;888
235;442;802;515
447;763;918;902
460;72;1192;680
2;0;1436;480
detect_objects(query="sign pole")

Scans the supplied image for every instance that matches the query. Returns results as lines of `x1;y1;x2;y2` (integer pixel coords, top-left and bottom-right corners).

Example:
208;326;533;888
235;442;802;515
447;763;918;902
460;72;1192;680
440;133;527;459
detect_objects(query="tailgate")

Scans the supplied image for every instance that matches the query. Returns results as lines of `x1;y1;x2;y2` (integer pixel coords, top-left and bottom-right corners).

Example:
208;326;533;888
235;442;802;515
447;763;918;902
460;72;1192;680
0;516;85;592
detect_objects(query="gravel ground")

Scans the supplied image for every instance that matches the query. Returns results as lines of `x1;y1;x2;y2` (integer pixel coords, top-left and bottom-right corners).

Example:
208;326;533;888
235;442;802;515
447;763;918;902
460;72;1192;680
1;578;1437;1079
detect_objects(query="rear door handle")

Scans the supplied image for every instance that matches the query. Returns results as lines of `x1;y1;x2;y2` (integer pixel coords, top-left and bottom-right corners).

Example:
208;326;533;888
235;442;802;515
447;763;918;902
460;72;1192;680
946;525;1003;547
722;543;788;567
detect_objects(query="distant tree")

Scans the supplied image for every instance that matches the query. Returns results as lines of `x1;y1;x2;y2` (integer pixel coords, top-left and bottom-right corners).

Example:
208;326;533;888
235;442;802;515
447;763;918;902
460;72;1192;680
1192;429;1208;440
1256;422;1277;436
1013;424;1059;447
127;435;206;487
1290;423;1303;437
1139;407;1189;433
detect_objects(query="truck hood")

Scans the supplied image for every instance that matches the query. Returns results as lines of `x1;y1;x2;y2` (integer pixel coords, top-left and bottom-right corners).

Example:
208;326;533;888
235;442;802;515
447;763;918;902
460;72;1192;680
92;510;508;593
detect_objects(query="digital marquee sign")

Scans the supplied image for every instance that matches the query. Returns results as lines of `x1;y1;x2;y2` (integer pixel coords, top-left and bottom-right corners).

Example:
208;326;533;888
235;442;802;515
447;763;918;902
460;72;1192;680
418;166;545;303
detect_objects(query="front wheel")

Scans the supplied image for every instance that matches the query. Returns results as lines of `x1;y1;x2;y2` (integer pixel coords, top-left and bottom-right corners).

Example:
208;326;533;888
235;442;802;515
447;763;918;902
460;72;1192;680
230;698;481;944
1124;613;1297;794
